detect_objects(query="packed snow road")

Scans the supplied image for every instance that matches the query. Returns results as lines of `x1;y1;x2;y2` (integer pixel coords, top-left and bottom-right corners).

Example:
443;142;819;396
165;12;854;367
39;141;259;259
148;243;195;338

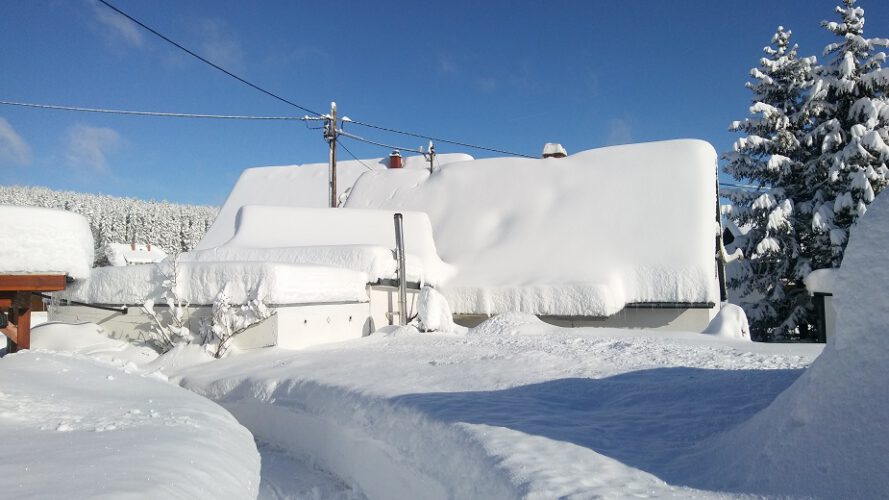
171;316;821;499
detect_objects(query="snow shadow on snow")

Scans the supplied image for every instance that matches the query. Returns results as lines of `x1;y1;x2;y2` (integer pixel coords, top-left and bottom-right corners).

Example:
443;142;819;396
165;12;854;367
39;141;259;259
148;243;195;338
390;367;803;485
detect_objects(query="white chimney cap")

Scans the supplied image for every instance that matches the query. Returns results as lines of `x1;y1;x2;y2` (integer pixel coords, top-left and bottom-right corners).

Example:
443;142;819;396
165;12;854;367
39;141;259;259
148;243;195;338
542;143;567;158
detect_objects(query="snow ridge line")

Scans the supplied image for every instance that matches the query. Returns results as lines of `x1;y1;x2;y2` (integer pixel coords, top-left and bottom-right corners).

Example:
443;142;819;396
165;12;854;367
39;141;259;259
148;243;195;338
177;375;520;499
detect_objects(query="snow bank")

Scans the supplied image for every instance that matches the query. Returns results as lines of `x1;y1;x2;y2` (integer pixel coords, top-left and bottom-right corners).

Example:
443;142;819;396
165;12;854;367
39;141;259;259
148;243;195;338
0;351;259;499
197;153;473;250
0;205;93;279
702;303;751;340
679;190;889;497
184;205;454;286
58;260;369;305
346;140;719;316
30;322;159;366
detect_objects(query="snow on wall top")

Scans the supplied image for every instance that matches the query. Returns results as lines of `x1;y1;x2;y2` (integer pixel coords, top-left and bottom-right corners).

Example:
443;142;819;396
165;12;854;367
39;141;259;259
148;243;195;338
346;139;719;316
197;153;473;250
0;205;94;279
58;260;369;305
183;205;454;286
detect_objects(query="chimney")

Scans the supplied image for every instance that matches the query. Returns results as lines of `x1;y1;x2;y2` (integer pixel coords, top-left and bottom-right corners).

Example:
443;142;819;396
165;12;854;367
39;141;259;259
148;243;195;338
388;150;403;168
542;143;567;159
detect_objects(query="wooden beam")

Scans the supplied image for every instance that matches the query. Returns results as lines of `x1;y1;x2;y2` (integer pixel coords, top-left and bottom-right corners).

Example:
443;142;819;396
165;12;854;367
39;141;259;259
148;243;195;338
12;306;31;351
0;274;67;292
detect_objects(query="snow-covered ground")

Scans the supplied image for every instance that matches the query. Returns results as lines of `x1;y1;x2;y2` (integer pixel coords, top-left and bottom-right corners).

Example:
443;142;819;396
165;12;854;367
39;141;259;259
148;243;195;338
3;318;822;499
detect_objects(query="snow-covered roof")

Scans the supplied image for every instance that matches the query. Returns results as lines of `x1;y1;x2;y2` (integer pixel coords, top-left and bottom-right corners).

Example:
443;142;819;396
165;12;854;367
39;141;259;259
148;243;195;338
0;205;93;279
197;153;473;250
104;243;167;266
58;260;369;305
346;139;720;317
183;205;454;286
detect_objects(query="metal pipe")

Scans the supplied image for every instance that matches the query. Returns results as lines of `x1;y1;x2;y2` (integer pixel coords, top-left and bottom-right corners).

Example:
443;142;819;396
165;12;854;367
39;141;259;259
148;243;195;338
393;213;408;326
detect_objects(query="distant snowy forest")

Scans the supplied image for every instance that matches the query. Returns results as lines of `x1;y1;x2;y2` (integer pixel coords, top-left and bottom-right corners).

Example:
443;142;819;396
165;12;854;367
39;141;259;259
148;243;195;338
0;185;217;266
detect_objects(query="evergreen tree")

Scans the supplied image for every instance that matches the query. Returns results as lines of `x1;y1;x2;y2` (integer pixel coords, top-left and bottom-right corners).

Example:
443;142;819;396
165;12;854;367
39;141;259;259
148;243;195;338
802;0;889;271
724;26;817;340
726;1;889;341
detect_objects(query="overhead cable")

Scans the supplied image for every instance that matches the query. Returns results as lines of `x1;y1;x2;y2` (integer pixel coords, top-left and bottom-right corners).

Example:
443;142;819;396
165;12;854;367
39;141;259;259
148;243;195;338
95;0;322;117
0;100;306;120
337;141;376;172
348;119;536;158
338;129;427;155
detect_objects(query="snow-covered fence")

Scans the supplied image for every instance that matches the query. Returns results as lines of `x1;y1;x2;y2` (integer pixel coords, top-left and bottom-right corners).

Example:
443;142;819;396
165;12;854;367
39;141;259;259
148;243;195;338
0;185;217;266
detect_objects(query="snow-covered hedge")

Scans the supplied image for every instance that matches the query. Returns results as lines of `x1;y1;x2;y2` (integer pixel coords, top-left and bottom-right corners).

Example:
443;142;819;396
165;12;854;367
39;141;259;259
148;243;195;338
0;185;217;266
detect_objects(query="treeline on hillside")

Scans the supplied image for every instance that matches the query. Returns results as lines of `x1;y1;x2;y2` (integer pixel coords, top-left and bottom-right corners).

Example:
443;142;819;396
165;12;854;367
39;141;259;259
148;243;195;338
0;185;217;266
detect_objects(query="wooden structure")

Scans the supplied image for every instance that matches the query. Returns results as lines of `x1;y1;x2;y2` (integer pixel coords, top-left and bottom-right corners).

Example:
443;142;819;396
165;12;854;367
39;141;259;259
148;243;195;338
1;274;67;353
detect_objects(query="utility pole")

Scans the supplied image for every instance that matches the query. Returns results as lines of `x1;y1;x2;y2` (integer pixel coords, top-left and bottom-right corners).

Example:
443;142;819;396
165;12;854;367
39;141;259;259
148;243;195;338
426;140;435;174
325;102;338;208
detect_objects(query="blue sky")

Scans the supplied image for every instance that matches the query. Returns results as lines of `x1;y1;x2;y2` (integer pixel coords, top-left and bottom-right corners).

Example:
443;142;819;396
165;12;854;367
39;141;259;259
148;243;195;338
1;0;887;205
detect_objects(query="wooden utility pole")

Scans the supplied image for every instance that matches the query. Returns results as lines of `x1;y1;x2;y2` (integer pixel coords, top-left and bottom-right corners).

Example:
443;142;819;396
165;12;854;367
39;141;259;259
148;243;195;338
427;141;435;174
326;101;338;208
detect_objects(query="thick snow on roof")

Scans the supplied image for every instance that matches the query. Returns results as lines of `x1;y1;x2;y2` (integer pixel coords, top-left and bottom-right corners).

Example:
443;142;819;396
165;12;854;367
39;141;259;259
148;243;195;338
104;242;167;266
197;153;473;250
183;205;454;286
681;190;889;498
58;260;369;305
0;205;93;279
346;139;719;317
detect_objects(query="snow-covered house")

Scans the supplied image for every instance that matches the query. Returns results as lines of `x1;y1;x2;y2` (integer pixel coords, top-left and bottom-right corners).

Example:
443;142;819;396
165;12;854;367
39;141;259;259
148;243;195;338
51;140;722;350
104;242;167;266
51;153;470;350
346;139;723;330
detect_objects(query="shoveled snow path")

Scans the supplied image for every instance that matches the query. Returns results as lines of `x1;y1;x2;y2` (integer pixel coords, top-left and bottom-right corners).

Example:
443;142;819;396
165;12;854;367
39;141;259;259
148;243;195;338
172;317;821;499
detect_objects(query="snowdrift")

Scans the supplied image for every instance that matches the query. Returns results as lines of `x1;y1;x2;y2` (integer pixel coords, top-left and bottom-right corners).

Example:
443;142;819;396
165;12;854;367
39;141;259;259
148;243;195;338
0;350;259;499
678;190;889;497
0;205;93;279
197;153;472;250
346;139;720;317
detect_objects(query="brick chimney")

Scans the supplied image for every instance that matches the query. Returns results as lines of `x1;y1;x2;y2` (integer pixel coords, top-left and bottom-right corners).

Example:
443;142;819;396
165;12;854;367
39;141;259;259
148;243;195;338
388;150;403;168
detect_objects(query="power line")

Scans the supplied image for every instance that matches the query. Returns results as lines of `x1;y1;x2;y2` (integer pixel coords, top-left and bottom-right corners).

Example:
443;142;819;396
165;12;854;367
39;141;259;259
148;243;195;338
719;181;766;191
338;129;426;155
95;0;322;117
96;0;539;159
0;100;306;120
347;118;537;158
337;141;376;172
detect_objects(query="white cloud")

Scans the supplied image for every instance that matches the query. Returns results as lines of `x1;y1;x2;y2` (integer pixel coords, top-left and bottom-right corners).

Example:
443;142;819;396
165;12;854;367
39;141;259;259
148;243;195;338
199;19;245;72
91;0;144;48
65;124;121;174
0;118;33;166
605;118;633;146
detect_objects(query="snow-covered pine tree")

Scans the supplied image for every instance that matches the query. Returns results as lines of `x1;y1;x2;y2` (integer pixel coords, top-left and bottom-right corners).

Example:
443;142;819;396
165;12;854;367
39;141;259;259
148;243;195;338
803;0;889;271
724;26;818;340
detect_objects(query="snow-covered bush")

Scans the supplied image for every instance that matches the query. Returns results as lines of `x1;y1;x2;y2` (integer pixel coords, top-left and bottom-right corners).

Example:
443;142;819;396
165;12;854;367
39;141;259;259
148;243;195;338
142;258;194;352
0;185;217;266
202;283;274;358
